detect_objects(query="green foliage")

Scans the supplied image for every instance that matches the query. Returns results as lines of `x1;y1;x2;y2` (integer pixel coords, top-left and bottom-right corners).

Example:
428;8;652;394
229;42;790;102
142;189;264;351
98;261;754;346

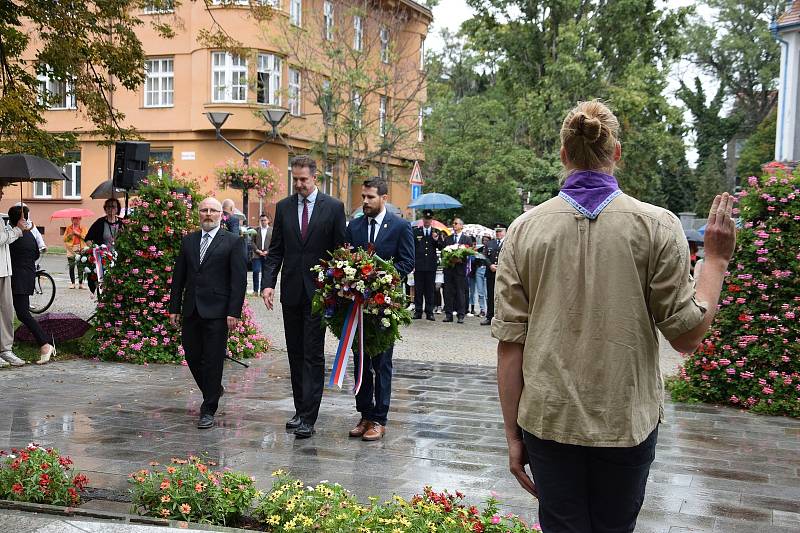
673;165;800;417
737;109;777;181
0;444;88;506
254;472;542;532
129;456;258;525
693;156;727;216
90;173;270;364
426;1;690;223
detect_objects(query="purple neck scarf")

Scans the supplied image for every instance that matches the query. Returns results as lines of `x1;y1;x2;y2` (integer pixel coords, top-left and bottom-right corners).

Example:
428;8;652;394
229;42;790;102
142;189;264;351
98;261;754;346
558;170;621;219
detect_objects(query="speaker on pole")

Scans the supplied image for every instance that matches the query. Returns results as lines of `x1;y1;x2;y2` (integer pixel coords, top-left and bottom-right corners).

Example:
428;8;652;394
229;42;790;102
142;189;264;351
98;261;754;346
113;141;150;190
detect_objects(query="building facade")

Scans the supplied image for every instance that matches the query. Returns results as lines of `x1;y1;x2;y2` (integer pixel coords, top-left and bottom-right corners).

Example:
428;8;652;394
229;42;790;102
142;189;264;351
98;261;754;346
5;0;431;246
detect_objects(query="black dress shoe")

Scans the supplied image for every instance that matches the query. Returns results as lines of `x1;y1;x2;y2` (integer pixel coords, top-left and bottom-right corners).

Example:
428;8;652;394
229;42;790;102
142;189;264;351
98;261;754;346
412;313;422;320
443;316;453;323
457;317;464;324
197;413;214;429
426;315;435;321
285;415;302;430
294;422;316;439
480;318;491;326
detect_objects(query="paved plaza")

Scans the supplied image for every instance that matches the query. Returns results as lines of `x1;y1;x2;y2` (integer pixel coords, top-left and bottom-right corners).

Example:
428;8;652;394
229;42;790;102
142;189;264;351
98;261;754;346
0;254;798;532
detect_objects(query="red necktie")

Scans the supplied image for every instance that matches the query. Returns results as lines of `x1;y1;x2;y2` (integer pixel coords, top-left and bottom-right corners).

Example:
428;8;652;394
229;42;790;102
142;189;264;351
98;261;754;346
301;198;309;240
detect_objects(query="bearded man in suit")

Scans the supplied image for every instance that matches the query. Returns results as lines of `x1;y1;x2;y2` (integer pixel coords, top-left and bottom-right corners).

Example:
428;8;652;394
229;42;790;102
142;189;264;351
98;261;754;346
345;177;414;441
169;197;247;429
261;155;346;439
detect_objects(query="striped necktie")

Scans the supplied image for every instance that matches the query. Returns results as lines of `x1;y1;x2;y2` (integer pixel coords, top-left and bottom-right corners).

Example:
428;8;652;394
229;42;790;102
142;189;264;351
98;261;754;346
199;233;211;263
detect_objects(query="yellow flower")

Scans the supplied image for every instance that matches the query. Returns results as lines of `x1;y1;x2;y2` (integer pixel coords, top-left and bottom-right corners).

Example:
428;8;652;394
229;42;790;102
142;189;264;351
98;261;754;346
271;469;286;477
392;529;403;533
286;501;296;512
301;516;313;527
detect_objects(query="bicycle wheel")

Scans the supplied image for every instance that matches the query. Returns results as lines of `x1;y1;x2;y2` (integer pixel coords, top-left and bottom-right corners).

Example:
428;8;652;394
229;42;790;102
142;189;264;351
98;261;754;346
29;272;56;314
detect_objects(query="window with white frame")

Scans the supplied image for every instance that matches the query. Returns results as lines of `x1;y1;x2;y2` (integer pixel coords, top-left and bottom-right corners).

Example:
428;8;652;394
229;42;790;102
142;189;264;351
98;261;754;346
37;71;75;110
351;90;362;128
211;0;276;5
211;52;247;103
257;53;282;105
142;0;174;14
289;0;301;26
33;181;52;198
324;1;334;41
144;57;174;107
63;152;81;198
288;68;301;116
353;15;363;51
418;108;424;142
379;95;387;137
380;27;389;63
419;37;425;70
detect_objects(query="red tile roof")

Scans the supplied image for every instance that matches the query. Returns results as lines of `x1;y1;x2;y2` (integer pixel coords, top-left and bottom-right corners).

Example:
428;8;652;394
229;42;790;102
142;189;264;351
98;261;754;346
777;1;800;27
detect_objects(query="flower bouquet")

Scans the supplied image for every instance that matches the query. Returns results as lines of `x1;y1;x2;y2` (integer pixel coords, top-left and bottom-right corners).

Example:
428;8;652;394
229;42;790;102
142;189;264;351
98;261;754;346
312;246;411;361
77;244;117;283
441;244;477;269
215;160;282;199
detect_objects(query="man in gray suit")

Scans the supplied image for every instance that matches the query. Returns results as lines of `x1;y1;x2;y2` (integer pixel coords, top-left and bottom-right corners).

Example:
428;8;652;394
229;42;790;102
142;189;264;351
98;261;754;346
251;213;272;294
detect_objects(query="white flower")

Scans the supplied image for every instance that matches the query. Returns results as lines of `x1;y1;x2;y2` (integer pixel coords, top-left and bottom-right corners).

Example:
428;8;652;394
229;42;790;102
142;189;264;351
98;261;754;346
84;267;91;273
382;274;393;284
80;256;87;262
384;308;391;315
318;271;325;282
343;266;356;279
385;297;391;304
355;281;365;291
381;318;390;327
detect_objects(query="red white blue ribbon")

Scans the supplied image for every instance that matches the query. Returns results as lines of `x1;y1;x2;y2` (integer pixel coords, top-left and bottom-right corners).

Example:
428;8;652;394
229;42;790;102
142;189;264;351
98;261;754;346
328;300;364;394
93;247;104;283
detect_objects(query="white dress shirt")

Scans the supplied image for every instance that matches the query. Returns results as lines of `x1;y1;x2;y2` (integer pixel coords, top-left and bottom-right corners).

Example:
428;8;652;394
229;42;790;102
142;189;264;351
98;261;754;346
366;207;387;242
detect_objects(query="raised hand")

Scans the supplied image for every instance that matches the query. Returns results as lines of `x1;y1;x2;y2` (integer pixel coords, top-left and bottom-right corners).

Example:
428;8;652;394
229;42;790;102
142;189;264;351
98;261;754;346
703;193;737;265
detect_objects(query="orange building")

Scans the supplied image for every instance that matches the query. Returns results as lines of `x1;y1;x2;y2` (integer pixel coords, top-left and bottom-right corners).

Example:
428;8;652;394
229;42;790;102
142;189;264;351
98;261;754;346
5;0;431;246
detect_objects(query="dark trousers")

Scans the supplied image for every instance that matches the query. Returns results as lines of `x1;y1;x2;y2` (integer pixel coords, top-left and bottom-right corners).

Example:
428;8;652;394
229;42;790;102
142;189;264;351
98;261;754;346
251;256;267;293
413;270;435;317
182;311;227;416
354;344;393;426
12;293;48;346
443;270;467;318
283;296;326;426
523;426;658;533
486;273;496;319
67;256;85;285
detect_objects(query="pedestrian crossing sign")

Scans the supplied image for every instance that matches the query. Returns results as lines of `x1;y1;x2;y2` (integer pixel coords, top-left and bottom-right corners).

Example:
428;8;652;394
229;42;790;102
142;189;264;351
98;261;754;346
409;161;424;185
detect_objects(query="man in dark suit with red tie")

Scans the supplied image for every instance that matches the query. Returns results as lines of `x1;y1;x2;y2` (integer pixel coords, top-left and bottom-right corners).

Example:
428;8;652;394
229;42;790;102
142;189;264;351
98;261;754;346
261;155;346;438
345;177;414;441
169;197;247;429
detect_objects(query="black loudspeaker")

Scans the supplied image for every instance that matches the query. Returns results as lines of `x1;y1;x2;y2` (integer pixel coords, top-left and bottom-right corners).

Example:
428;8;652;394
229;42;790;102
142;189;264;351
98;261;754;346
112;141;150;190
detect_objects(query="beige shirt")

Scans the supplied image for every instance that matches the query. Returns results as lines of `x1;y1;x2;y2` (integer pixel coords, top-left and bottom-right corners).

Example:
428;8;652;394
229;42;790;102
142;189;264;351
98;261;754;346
492;193;706;447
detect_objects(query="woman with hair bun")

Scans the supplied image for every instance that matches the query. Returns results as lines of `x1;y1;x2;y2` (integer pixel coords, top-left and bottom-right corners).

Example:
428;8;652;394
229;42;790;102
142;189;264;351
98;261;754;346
492;100;737;531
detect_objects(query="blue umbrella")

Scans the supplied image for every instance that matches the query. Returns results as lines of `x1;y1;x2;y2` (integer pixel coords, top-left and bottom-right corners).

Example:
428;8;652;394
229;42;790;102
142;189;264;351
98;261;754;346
408;192;462;210
698;218;743;235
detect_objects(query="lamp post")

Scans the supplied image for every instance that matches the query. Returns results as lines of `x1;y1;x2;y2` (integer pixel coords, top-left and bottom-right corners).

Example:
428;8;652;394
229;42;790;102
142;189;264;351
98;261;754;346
204;108;288;222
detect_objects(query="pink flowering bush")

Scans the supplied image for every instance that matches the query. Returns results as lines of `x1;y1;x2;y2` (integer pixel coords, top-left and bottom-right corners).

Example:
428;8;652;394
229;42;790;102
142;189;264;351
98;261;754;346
215;159;282;199
670;165;800;417
90;173;270;364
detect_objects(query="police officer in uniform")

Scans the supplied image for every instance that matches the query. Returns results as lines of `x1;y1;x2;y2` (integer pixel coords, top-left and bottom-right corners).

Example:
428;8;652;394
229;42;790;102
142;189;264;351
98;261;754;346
481;223;506;326
412;210;443;320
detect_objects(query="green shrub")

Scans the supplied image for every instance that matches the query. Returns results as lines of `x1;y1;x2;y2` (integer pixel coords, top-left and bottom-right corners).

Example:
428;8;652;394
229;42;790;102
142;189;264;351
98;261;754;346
0;444;88;506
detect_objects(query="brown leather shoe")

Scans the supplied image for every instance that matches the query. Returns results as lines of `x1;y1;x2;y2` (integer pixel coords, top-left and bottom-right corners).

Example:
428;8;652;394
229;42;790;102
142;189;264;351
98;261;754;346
348;418;369;438
361;422;385;441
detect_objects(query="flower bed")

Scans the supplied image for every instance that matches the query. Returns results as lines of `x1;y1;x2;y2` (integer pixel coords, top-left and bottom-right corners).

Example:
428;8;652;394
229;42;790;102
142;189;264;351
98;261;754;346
129;456;259;525
669;166;800;417
0;444;88;506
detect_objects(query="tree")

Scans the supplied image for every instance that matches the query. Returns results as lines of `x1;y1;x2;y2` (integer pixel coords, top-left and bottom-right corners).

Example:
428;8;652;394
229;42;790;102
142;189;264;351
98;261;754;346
670;165;800;417
271;0;427;213
737;109;777;180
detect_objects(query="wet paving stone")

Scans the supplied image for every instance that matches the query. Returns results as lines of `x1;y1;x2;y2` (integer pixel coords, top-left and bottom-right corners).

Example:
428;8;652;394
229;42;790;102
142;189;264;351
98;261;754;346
1;355;799;532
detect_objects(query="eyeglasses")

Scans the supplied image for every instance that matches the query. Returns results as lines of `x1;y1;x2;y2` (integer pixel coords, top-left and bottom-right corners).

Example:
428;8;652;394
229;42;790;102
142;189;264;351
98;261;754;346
199;208;221;214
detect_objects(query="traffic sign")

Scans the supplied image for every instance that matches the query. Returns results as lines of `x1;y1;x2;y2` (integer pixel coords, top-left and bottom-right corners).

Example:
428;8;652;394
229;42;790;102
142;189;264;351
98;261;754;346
409;161;424;185
411;184;422;200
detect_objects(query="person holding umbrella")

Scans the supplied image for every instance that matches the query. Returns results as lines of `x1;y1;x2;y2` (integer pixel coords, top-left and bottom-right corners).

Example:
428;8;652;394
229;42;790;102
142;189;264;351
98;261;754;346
64;217;88;289
7;205;56;365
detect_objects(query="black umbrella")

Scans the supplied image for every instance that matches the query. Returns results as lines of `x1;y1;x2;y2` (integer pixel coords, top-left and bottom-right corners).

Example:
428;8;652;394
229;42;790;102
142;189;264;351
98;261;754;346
0;153;69;207
90;179;129;199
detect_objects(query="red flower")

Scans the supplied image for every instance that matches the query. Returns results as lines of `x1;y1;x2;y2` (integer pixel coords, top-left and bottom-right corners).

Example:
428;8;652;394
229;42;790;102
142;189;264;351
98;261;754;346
333;268;344;279
39;473;51;487
374;293;385;305
11;483;23;495
472;522;484;532
72;473;88;490
361;264;373;275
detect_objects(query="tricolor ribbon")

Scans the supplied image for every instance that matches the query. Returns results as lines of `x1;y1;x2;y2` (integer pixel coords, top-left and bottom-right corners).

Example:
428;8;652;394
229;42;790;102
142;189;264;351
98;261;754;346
93;248;104;283
328;301;365;394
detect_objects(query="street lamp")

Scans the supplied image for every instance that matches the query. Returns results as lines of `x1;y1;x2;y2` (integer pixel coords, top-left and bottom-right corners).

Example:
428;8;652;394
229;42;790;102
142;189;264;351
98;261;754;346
204;108;288;221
